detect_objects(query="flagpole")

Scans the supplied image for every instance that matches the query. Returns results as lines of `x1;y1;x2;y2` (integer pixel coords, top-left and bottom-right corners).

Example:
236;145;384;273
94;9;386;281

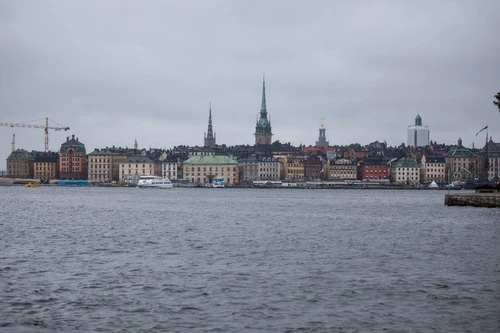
485;126;489;182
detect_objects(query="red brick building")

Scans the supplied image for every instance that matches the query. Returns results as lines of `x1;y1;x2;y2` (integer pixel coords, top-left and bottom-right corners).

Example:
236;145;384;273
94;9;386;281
59;134;87;180
358;161;389;181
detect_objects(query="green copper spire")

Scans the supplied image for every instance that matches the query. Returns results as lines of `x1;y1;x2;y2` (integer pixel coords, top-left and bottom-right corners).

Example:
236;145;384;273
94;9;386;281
254;75;272;144
415;114;422;126
261;75;267;114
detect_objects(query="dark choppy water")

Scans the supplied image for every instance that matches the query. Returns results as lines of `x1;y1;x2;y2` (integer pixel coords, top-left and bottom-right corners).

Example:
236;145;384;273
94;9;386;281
0;186;498;332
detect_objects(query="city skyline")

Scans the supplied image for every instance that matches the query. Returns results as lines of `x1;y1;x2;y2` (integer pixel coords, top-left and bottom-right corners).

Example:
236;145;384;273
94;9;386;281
1;1;499;169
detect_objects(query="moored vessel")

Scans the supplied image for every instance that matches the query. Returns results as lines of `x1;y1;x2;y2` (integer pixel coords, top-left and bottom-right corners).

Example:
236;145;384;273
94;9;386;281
137;176;173;189
212;177;225;188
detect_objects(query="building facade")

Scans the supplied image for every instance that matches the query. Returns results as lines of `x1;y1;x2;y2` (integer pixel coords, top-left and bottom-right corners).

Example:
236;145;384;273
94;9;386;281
182;152;238;185
407;114;430;147
304;154;325;180
59;135;87;180
6;149;34;179
254;77;273;145
358;159;389;181
88;147;129;183
279;155;306;180
238;154;281;182
33;151;58;180
329;158;358;180
390;156;420;185
445;138;475;182
476;138;500;182
119;155;156;184
160;155;180;180
421;155;446;183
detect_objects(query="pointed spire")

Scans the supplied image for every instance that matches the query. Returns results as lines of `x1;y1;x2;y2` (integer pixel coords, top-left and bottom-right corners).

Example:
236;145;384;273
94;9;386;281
209;103;212;125
260;74;267;113
204;103;215;147
207;103;213;138
134;138;138;150
254;74;272;144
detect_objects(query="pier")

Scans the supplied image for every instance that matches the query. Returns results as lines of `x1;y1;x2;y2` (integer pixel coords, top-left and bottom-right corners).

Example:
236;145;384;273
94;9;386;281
445;192;500;207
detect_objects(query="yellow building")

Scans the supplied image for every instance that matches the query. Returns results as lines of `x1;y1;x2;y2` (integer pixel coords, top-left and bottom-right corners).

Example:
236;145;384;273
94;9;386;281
33;151;58;180
284;155;305;180
88;148;128;183
182;152;238;185
119;155;156;184
421;155;446;183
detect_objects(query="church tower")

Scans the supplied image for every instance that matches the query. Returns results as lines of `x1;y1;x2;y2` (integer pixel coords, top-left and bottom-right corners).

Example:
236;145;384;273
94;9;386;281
407;113;429;147
254;76;273;145
315;120;329;148
204;103;216;147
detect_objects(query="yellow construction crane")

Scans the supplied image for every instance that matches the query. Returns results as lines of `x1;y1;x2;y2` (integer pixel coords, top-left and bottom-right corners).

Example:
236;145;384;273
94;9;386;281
0;117;70;152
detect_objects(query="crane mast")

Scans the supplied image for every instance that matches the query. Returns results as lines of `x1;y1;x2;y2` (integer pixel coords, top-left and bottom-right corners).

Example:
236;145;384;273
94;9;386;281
0;117;70;152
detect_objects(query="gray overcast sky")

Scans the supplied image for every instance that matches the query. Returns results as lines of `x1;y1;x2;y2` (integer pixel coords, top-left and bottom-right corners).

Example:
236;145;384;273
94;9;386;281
1;0;499;169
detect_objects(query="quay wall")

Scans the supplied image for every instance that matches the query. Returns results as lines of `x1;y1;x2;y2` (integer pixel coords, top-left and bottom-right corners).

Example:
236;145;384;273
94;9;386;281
445;193;500;208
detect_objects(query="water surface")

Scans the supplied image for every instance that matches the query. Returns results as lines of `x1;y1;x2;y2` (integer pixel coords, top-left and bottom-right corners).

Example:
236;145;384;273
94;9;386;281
1;187;498;332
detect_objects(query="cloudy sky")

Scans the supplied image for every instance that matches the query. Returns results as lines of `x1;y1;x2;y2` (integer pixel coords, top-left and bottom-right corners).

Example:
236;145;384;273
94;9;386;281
1;0;499;169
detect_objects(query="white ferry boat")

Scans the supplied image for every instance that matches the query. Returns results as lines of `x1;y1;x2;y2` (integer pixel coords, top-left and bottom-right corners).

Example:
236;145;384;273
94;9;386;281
137;176;173;189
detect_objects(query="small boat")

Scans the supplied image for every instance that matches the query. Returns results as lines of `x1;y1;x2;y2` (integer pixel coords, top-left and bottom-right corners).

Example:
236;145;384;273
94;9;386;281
24;182;39;188
212;177;225;188
137;175;173;189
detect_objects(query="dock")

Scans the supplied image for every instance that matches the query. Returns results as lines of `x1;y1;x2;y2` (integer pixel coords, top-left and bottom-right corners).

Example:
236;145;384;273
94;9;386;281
445;192;500;207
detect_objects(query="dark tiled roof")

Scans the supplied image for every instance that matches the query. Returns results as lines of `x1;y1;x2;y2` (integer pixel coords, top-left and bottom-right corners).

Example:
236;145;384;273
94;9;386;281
7;149;33;161
60;134;86;154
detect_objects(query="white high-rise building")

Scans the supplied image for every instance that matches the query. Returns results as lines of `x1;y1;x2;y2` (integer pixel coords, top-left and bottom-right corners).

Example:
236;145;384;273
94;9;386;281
407;114;429;147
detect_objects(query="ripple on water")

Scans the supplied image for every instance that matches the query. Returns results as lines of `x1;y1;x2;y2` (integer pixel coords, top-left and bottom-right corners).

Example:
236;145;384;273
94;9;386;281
0;187;499;332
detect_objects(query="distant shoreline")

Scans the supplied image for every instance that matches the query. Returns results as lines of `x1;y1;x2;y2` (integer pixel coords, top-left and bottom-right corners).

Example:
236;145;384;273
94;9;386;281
0;180;464;191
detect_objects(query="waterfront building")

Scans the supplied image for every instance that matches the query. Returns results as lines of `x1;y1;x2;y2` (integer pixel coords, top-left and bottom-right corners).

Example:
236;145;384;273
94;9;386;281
238;154;281;182
390;156;420;185
421;154;446;183
476;138;500;181
445;138;475;182
204;104;216;147
160;155;179;180
88;147;129;183
407;114;430;147
281;155;305;180
315;121;329;148
329;158;357;181
119;155;156;184
254;77;273;145
358;158;389;181
182;151;238;185
6;149;33;179
59;135;87;180
305;154;325;180
33;151;58;180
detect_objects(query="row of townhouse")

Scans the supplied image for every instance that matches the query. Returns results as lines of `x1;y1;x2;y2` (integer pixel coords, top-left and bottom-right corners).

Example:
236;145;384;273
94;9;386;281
6;136;500;185
6;135;87;180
